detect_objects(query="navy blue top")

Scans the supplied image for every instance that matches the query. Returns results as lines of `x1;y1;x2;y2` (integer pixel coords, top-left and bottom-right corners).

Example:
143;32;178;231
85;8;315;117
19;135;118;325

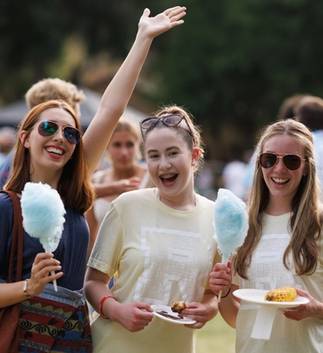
0;193;89;290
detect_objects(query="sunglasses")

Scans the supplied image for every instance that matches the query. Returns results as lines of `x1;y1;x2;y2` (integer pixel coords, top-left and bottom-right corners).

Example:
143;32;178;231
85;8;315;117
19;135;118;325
140;114;194;141
38;120;81;145
259;153;305;170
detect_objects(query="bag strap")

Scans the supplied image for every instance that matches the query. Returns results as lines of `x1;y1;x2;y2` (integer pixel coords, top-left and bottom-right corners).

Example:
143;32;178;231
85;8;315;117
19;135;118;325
2;191;24;282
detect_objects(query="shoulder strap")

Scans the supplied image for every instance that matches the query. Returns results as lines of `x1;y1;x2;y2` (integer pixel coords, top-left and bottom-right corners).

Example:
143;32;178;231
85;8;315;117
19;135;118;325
1;191;24;282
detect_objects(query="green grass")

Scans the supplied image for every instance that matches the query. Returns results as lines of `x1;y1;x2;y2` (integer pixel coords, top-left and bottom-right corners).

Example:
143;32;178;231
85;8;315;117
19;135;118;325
196;315;235;353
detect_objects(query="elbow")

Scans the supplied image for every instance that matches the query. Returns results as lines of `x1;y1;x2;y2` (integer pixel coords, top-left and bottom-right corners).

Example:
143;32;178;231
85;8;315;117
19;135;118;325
83;269;93;297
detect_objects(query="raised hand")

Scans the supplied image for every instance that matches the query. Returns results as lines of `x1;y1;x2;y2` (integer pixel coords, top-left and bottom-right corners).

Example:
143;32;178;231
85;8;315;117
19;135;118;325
138;6;186;39
82;5;186;172
28;252;63;296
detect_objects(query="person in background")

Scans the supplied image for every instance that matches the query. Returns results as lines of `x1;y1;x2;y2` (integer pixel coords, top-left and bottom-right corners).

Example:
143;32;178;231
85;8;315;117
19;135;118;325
221;149;250;199
0;6;185;351
84;105;218;353
86;119;150;252
276;94;308;120
295;95;323;200
209;119;323;353
0;78;85;189
0;127;16;166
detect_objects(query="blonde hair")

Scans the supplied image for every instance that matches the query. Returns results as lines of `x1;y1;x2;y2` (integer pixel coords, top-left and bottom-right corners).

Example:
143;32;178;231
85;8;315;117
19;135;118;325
113;119;140;141
25;78;85;116
235;119;322;278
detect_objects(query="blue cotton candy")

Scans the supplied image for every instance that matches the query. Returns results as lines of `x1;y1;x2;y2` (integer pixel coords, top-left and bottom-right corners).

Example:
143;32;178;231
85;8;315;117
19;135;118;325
214;188;248;262
21;182;66;252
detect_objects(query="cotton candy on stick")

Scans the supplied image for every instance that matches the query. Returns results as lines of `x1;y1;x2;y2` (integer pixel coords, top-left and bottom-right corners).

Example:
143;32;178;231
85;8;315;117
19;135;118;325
213;188;248;300
21;182;66;292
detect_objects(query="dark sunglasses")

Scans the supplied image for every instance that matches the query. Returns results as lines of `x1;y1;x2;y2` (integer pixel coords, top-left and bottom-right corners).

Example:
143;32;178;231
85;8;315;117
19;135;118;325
38;120;81;145
140;114;194;140
259;152;305;170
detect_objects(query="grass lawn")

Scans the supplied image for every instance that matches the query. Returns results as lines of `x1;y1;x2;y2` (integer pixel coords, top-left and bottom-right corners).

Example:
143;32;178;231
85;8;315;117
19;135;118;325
196;315;235;353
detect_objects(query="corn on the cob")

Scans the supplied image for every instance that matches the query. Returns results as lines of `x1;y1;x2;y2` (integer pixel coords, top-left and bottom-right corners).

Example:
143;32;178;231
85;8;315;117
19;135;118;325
265;287;297;302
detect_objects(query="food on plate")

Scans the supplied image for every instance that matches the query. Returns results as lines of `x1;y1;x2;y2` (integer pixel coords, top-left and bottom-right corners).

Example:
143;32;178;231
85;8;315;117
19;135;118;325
265;287;297;302
157;310;183;320
171;301;186;313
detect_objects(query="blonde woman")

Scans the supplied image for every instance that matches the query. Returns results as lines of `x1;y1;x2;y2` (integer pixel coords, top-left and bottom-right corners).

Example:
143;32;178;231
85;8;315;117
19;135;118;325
209;119;323;353
86;119;150;251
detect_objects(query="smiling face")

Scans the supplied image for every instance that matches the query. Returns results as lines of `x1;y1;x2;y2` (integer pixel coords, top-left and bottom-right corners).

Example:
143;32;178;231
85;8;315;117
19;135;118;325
261;134;306;209
108;130;139;171
22;107;77;185
144;127;199;208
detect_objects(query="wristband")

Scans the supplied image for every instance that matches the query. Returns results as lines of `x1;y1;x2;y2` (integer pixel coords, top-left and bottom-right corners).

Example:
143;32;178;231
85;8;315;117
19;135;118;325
23;279;32;298
221;287;231;299
99;295;115;319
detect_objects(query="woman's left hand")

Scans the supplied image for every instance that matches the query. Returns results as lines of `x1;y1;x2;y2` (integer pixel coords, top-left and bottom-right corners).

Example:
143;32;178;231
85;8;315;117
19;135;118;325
283;288;323;321
182;301;218;329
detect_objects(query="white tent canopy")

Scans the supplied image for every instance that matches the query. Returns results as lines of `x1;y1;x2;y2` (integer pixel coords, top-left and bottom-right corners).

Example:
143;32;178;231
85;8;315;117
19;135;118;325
0;88;146;129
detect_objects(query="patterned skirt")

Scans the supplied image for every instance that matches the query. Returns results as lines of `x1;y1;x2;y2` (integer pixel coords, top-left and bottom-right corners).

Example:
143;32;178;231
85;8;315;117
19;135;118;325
18;284;92;353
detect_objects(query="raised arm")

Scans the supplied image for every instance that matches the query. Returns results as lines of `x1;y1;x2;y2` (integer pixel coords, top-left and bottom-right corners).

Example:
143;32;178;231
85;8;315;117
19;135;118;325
83;6;186;173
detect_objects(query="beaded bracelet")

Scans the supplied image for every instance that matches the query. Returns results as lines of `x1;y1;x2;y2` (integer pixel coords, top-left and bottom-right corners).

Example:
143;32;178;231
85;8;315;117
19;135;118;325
221;287;231;299
99;295;115;318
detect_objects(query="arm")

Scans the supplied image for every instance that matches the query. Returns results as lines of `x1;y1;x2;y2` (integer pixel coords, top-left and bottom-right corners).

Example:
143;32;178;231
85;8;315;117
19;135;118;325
93;176;141;198
84;267;153;332
218;284;240;328
0;253;63;308
208;261;239;327
85;207;99;256
83;6;186;174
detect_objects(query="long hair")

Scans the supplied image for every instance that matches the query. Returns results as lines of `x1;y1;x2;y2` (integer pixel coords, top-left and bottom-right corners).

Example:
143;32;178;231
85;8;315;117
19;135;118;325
5;100;94;213
235;119;322;278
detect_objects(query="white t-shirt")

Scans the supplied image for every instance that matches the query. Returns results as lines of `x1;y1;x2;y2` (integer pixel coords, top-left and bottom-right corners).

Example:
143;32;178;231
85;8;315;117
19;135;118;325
235;213;323;353
222;160;247;199
313;130;323;200
88;188;217;353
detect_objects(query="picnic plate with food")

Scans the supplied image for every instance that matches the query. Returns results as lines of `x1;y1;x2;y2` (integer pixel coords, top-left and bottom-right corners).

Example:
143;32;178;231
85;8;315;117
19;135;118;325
233;288;309;308
151;304;196;325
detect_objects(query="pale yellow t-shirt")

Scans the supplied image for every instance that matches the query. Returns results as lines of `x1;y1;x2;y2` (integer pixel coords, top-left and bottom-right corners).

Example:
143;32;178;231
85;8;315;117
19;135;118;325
235;213;323;353
88;188;217;353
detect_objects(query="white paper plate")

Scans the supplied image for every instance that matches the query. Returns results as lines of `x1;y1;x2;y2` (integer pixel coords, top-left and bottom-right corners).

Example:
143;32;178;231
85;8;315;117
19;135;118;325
151;304;196;325
233;288;309;308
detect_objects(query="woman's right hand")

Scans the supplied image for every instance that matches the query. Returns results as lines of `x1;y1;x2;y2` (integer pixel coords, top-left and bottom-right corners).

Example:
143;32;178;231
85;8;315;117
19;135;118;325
116;176;141;194
28;252;63;296
208;261;232;296
108;301;154;332
137;6;186;40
